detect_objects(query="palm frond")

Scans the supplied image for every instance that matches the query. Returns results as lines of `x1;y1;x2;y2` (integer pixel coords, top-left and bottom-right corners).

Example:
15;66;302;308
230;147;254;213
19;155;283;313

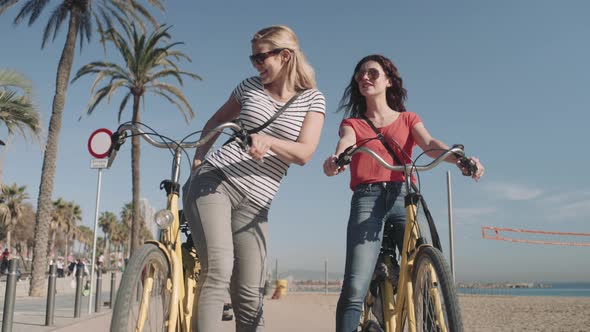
0;69;33;95
0;91;42;141
41;3;67;48
84;85;111;116
150;89;189;123
77;9;93;49
13;0;50;26
106;80;127;103
117;92;132;122
75;22;199;126
0;0;19;15
149;82;194;121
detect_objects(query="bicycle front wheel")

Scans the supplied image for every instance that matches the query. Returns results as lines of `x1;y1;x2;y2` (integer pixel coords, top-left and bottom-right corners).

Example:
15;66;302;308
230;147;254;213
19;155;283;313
412;246;463;332
111;244;172;332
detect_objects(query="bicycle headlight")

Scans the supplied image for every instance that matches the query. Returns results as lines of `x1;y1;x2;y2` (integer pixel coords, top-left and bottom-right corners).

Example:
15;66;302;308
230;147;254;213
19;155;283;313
154;209;174;229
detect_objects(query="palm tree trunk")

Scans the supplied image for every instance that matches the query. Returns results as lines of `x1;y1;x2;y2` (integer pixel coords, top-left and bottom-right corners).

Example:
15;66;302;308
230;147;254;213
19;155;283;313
51;230;56;259
130;95;141;256
29;11;79;297
105;237;110;268
6;229;11;253
64;236;69;263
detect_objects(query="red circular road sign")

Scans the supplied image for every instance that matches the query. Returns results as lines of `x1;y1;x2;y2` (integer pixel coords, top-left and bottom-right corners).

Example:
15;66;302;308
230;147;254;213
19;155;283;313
88;128;113;159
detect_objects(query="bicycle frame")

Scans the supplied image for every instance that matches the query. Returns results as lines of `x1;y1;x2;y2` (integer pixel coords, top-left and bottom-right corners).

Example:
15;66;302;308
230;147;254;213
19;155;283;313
352;146;465;332
109;122;243;332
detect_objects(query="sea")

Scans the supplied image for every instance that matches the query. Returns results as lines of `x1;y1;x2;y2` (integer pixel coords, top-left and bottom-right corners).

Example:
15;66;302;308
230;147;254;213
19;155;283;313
457;282;590;298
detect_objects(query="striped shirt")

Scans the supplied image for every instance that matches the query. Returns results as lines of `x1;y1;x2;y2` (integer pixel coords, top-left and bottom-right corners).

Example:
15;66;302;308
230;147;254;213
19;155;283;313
206;77;326;210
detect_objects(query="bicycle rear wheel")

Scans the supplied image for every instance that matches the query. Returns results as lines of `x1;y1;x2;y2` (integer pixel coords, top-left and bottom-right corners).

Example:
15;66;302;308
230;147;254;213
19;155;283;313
412;246;463;332
111;244;172;332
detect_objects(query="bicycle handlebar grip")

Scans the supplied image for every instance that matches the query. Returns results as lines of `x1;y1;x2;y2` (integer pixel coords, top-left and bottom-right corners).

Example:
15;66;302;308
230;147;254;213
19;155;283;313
106;130;127;167
335;146;354;168
457;157;478;176
234;130;251;152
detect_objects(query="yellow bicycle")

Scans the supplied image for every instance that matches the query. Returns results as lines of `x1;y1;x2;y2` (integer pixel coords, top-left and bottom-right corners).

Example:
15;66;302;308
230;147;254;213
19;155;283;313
108;121;248;332
335;144;476;332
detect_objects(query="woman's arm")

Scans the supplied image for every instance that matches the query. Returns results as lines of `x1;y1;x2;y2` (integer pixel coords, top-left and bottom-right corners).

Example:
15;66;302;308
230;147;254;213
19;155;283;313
412;123;452;160
191;94;241;170
323;125;356;176
248;111;325;165
412;123;484;180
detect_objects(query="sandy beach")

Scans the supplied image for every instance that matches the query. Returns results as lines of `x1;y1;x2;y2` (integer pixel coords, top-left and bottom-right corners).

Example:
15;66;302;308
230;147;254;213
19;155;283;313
218;293;590;332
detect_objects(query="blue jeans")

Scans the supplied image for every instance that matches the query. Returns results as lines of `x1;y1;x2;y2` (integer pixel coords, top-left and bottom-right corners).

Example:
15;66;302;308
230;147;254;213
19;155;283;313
336;182;406;332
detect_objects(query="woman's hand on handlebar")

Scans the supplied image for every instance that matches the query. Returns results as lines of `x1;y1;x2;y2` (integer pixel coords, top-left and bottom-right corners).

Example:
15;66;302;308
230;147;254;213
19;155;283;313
323;155;347;176
248;133;272;161
191;158;203;174
457;156;484;181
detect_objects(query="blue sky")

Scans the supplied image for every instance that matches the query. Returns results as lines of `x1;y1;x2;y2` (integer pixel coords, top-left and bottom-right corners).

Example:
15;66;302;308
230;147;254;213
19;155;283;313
1;1;589;283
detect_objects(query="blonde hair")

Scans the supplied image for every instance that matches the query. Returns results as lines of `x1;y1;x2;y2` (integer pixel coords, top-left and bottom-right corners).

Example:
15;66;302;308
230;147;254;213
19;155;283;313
251;25;317;91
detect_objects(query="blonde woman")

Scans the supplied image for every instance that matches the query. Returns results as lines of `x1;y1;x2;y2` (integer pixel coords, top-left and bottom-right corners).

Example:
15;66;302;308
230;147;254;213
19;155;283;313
183;26;326;331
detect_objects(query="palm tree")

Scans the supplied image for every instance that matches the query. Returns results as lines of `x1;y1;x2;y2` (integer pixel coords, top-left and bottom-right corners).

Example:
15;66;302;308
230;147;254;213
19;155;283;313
98;211;117;268
63;201;82;262
120;202;132;257
0;69;42;185
0;69;41;143
108;221;125;259
72;22;200;256
49;198;68;259
12;202;35;271
0;0;165;297
76;225;93;257
0;183;29;253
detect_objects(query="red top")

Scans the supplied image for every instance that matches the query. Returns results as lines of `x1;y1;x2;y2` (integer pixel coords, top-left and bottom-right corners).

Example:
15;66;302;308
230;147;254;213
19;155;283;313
341;112;422;190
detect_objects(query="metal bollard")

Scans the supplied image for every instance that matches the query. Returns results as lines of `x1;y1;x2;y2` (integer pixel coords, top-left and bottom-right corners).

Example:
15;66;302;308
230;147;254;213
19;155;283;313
45;264;57;326
109;272;116;309
73;266;83;318
2;259;19;332
94;269;102;313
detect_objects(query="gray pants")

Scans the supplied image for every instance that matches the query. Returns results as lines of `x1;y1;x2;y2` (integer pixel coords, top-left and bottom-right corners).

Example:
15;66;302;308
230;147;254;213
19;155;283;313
183;165;268;332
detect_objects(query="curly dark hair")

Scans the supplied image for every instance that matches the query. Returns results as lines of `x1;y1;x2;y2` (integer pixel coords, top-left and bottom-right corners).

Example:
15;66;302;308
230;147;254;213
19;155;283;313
338;54;407;118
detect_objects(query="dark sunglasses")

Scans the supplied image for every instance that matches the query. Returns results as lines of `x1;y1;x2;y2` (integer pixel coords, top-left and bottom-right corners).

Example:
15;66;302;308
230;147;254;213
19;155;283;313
249;48;289;65
355;68;381;82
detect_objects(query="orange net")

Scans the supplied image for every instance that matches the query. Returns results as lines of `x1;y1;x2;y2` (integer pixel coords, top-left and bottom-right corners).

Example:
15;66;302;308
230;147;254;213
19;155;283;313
481;226;590;247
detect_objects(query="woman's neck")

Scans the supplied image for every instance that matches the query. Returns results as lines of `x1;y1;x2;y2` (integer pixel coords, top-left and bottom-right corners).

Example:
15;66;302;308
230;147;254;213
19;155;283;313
364;96;395;121
264;79;296;102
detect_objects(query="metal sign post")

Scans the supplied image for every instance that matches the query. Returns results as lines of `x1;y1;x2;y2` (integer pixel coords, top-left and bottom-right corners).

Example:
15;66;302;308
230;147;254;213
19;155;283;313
87;129;112;314
446;171;455;283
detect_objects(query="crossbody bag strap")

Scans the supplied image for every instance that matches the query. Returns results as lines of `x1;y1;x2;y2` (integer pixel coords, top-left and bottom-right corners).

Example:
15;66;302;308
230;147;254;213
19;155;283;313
223;92;302;147
361;115;404;166
364;115;443;250
248;92;301;134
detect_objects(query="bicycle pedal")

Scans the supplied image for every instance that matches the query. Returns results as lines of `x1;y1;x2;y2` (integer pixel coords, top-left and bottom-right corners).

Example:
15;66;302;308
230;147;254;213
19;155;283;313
222;312;233;321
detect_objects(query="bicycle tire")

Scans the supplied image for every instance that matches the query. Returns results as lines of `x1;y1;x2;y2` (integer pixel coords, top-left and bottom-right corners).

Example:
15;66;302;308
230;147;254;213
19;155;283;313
412;246;463;332
111;244;172;332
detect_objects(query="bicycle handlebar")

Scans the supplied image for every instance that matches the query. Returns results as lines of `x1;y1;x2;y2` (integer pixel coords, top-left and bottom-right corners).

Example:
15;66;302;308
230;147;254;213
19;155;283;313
335;144;478;176
107;121;247;168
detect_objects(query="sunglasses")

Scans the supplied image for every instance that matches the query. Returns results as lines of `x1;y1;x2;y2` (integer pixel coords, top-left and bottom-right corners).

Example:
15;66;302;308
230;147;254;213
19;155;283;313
355;68;381;82
249;48;290;66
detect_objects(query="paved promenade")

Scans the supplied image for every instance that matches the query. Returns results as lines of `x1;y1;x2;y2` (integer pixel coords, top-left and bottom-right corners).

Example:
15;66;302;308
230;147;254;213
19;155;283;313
1;275;337;331
0;274;119;331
